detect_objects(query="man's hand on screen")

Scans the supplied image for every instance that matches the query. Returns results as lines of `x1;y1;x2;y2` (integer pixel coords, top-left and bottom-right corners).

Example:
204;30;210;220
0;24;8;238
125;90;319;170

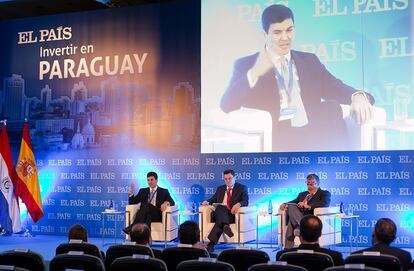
280;203;287;211
129;183;135;195
351;92;373;124
250;49;274;82
202;201;209;206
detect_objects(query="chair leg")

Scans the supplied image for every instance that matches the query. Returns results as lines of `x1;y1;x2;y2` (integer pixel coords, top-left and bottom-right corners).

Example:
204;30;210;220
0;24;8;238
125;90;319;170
238;213;240;245
164;212;168;248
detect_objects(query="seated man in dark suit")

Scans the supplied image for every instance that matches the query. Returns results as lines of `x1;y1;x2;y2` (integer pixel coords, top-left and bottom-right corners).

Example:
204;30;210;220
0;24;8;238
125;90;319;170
352;218;412;271
276;215;343;266
130;223;161;258
123;171;175;234
201;169;249;252
279;173;330;248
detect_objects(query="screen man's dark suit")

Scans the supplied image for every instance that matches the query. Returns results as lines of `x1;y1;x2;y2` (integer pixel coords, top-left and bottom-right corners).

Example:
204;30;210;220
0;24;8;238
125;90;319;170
128;187;175;227
221;50;374;151
207;183;249;243
352;243;413;271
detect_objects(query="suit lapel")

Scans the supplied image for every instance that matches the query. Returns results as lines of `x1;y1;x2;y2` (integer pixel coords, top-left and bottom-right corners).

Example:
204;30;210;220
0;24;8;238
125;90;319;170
308;188;321;203
300;191;308;202
217;185;226;203
230;183;239;205
155;187;162;207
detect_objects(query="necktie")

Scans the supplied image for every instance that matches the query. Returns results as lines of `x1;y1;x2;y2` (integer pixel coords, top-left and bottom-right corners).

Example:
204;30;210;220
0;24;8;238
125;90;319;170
280;56;290;89
278;56;290;114
149;189;154;203
304;193;312;204
226;187;232;209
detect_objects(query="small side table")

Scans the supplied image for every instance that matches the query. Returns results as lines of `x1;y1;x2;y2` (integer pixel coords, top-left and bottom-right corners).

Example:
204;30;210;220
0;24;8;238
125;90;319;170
101;210;125;246
334;214;360;252
256;212;281;249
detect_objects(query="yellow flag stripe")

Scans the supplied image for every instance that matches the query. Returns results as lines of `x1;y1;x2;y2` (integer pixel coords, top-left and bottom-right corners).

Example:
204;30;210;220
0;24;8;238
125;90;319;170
16;139;42;210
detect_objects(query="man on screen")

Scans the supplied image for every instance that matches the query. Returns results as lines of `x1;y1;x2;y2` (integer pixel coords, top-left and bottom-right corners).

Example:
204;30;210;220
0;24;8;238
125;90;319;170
279;173;330;248
123;171;175;234
220;4;374;152
201;169;248;252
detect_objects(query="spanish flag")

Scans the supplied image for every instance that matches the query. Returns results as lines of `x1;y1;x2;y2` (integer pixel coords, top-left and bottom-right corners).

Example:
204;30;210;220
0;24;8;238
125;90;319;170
14;121;43;223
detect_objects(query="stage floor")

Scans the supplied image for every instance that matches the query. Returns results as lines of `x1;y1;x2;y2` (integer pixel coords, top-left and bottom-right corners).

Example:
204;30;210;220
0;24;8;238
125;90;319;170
1;234;413;262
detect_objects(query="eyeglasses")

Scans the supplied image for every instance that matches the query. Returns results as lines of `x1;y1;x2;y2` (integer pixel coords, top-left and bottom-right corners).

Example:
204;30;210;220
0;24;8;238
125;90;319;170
305;181;317;186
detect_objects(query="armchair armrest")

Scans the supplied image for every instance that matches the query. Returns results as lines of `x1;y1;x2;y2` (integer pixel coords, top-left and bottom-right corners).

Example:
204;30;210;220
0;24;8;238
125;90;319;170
165;205;178;213
164;205;179;213
125;204;141;227
235;206;257;232
237;206;257;214
199;204;215;218
314;206;340;216
162;205;179;229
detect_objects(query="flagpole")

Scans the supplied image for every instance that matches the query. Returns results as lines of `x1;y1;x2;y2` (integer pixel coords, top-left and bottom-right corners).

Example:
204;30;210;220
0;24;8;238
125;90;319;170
21;119;32;238
21;208;32;237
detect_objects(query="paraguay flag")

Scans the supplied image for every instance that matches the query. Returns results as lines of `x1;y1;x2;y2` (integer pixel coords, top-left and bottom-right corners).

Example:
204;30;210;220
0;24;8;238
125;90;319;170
0;121;21;233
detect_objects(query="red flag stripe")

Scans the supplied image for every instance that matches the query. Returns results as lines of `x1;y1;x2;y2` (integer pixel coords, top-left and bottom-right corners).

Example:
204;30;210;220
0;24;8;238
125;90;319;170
22;122;33;149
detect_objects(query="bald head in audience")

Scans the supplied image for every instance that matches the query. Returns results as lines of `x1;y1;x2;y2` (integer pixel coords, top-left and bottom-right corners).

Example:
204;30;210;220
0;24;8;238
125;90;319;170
300;214;322;243
130;223;152;246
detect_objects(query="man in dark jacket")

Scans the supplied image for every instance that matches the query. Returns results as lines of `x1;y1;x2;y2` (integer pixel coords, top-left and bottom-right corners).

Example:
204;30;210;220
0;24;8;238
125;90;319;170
280;173;330;248
201;169;249;252
352;218;412;271
123;171;175;234
130;223;162;258
276;214;343;266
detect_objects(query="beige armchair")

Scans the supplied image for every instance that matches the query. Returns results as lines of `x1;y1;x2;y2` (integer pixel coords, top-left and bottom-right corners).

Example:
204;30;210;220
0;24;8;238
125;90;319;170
198;205;257;244
277;206;342;248
125;203;179;244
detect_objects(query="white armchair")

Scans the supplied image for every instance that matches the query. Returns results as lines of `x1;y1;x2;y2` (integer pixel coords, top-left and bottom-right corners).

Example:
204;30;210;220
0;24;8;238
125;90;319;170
340;104;387;150
125;203;179;244
277;206;342;248
202;105;386;153
198;205;257;244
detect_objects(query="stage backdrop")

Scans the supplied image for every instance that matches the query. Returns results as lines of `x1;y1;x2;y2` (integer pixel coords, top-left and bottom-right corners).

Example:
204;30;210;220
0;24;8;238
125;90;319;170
0;0;413;248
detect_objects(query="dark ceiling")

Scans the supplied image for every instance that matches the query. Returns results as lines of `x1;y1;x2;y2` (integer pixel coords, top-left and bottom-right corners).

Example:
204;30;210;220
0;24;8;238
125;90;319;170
0;0;174;20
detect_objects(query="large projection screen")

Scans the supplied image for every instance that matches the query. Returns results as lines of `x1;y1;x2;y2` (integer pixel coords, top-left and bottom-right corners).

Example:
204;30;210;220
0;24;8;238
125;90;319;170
201;0;414;153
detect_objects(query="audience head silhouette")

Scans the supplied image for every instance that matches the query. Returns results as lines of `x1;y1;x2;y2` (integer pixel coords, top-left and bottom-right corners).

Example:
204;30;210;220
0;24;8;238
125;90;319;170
178;220;200;245
130;223;152;246
300;215;322;243
68;224;88;242
373;218;397;245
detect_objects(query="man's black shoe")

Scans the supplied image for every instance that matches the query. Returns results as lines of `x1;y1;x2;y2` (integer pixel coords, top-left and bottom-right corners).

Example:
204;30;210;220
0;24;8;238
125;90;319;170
223;224;234;238
206;241;215;253
122;227;131;235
